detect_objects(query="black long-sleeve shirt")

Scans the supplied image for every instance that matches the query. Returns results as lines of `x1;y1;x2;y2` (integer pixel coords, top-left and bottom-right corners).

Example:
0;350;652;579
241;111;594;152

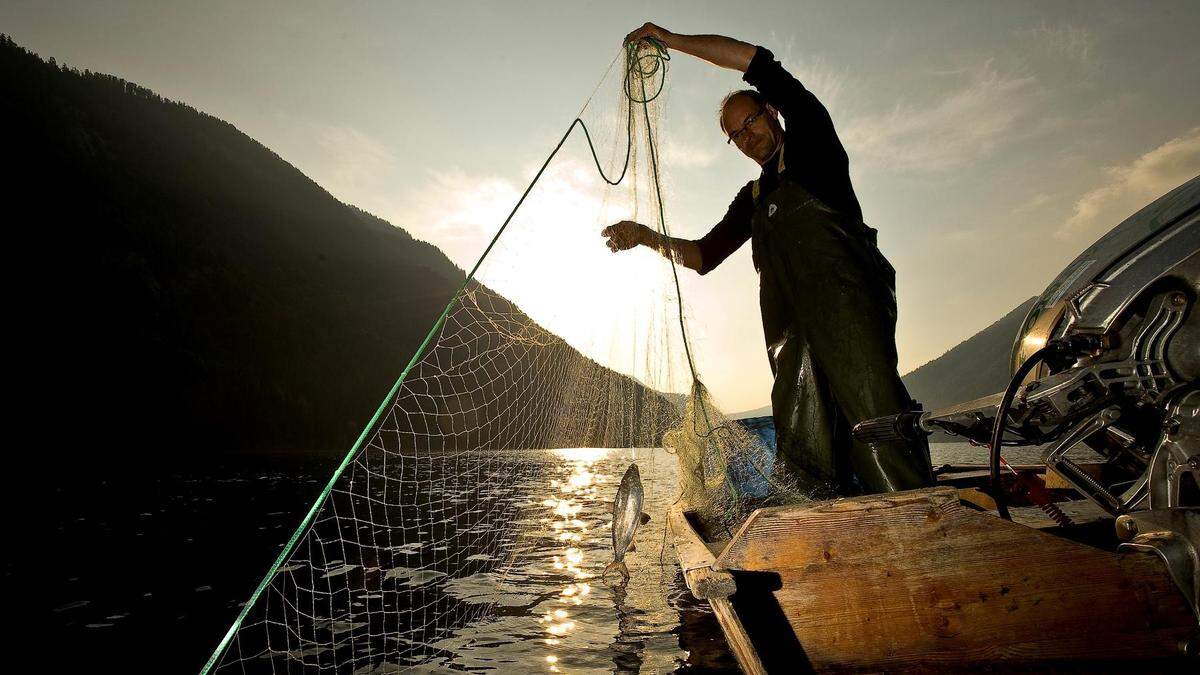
696;46;863;275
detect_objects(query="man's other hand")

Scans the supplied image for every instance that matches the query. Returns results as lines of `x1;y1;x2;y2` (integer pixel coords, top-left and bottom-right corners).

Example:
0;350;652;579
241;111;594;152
624;22;673;48
602;220;650;252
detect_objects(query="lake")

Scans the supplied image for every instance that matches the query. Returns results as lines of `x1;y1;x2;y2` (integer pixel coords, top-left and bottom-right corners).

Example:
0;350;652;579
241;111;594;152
46;442;1000;672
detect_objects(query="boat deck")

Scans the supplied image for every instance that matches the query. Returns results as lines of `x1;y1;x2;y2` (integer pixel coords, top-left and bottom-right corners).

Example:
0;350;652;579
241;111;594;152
669;466;1196;673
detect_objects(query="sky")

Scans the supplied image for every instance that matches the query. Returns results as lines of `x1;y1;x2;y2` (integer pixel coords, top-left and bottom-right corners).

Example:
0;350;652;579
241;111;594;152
4;1;1199;413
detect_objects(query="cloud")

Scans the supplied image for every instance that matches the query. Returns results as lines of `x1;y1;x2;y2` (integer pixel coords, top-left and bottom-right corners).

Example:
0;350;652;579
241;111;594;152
790;58;852;114
407;168;520;252
1015;192;1055;214
841;61;1039;173
1058;127;1200;238
661;141;716;169
311;124;397;196
769;32;853;113
1017;22;1097;67
395;158;627;271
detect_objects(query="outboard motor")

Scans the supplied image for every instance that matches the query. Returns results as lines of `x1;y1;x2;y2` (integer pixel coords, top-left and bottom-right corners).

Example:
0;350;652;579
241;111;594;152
856;175;1200;618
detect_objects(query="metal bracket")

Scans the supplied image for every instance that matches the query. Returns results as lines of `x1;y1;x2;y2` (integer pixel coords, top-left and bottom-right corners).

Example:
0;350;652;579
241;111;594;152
1116;508;1200;625
1042;406;1127;514
1149;390;1200;510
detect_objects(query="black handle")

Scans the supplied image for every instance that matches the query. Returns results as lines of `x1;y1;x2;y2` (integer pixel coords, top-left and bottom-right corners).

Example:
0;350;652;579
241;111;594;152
852;408;926;444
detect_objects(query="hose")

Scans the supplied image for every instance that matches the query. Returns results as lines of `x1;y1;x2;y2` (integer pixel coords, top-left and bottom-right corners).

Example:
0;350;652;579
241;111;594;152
989;345;1051;520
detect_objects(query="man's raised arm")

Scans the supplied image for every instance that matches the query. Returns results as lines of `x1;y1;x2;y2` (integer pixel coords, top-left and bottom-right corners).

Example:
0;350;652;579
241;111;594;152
624;23;755;73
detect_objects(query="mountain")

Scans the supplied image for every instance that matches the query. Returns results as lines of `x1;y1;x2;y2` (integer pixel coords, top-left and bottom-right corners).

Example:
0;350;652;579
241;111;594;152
729;298;1037;433
730;404;771;420
900;297;1036;414
2;35;674;464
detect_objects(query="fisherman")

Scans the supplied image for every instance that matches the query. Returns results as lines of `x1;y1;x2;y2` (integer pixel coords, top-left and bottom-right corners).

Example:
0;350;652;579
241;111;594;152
603;24;932;496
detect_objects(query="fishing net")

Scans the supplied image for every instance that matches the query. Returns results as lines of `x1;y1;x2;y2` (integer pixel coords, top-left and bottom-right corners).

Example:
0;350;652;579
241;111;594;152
204;40;807;674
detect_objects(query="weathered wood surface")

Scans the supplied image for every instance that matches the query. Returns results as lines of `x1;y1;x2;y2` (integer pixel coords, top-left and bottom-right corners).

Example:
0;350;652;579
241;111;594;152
669;502;764;673
715;487;1194;671
711;597;768;675
956;486;997;511
668;501;736;599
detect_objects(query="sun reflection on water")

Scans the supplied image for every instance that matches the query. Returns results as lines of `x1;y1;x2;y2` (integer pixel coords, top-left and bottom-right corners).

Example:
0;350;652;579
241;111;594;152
538;448;610;671
551;447;611;464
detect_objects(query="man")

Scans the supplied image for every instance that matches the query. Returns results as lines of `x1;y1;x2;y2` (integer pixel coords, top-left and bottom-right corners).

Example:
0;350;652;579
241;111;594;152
602;24;932;496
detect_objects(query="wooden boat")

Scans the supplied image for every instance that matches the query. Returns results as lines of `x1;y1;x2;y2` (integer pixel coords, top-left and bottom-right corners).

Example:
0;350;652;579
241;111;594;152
669;463;1198;673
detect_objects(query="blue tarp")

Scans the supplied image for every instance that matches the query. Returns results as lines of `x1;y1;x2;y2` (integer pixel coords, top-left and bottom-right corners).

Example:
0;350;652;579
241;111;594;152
727;415;777;498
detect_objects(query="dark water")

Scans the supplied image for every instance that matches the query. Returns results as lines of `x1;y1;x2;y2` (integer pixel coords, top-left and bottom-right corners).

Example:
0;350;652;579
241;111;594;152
42;449;737;673
931;440;1049;466
39;442;1011;673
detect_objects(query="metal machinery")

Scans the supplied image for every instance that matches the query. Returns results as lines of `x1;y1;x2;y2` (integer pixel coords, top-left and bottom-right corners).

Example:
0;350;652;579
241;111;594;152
856;175;1200;623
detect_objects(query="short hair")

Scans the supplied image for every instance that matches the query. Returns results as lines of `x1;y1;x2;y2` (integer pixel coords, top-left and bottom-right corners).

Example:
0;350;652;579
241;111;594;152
718;89;766;133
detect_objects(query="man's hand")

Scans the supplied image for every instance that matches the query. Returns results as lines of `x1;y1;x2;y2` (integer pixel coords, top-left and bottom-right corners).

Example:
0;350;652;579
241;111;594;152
624;26;755;73
603;220;705;272
602;220;651;252
624;22;673;48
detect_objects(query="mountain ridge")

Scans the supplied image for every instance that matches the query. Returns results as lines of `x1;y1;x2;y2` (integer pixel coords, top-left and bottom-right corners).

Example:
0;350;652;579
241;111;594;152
902;297;1037;412
3;34;673;463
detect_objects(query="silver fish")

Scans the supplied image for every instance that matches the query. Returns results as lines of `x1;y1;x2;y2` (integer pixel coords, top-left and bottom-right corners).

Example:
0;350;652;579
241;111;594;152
602;463;651;584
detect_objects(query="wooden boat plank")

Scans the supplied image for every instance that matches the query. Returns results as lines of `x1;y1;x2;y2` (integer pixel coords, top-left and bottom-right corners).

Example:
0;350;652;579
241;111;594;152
667;501;736;599
669;501;767;673
713;487;1193;670
711;597;768;675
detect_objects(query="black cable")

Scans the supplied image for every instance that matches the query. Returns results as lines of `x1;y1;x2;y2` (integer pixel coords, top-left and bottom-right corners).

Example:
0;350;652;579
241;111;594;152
989;345;1052;520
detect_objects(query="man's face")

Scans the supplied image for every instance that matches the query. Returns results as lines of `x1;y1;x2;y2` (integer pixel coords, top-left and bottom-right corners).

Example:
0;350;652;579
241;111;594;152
721;95;780;165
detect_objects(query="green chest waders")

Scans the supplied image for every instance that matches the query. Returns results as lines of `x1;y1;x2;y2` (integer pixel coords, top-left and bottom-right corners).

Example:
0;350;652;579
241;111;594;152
749;156;933;496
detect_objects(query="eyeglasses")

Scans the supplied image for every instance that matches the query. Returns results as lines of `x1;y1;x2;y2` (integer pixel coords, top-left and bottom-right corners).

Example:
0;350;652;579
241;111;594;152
727;106;766;145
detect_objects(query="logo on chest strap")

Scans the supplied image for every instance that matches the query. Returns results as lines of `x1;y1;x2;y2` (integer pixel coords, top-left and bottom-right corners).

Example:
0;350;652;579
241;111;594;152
768;203;777;217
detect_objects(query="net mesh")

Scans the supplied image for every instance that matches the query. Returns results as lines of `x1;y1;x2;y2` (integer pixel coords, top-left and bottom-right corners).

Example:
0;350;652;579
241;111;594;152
207;41;808;674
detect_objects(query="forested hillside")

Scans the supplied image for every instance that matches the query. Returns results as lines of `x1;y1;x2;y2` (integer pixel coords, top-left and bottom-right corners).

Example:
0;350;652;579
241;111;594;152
902;297;1037;412
2;35;673;463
